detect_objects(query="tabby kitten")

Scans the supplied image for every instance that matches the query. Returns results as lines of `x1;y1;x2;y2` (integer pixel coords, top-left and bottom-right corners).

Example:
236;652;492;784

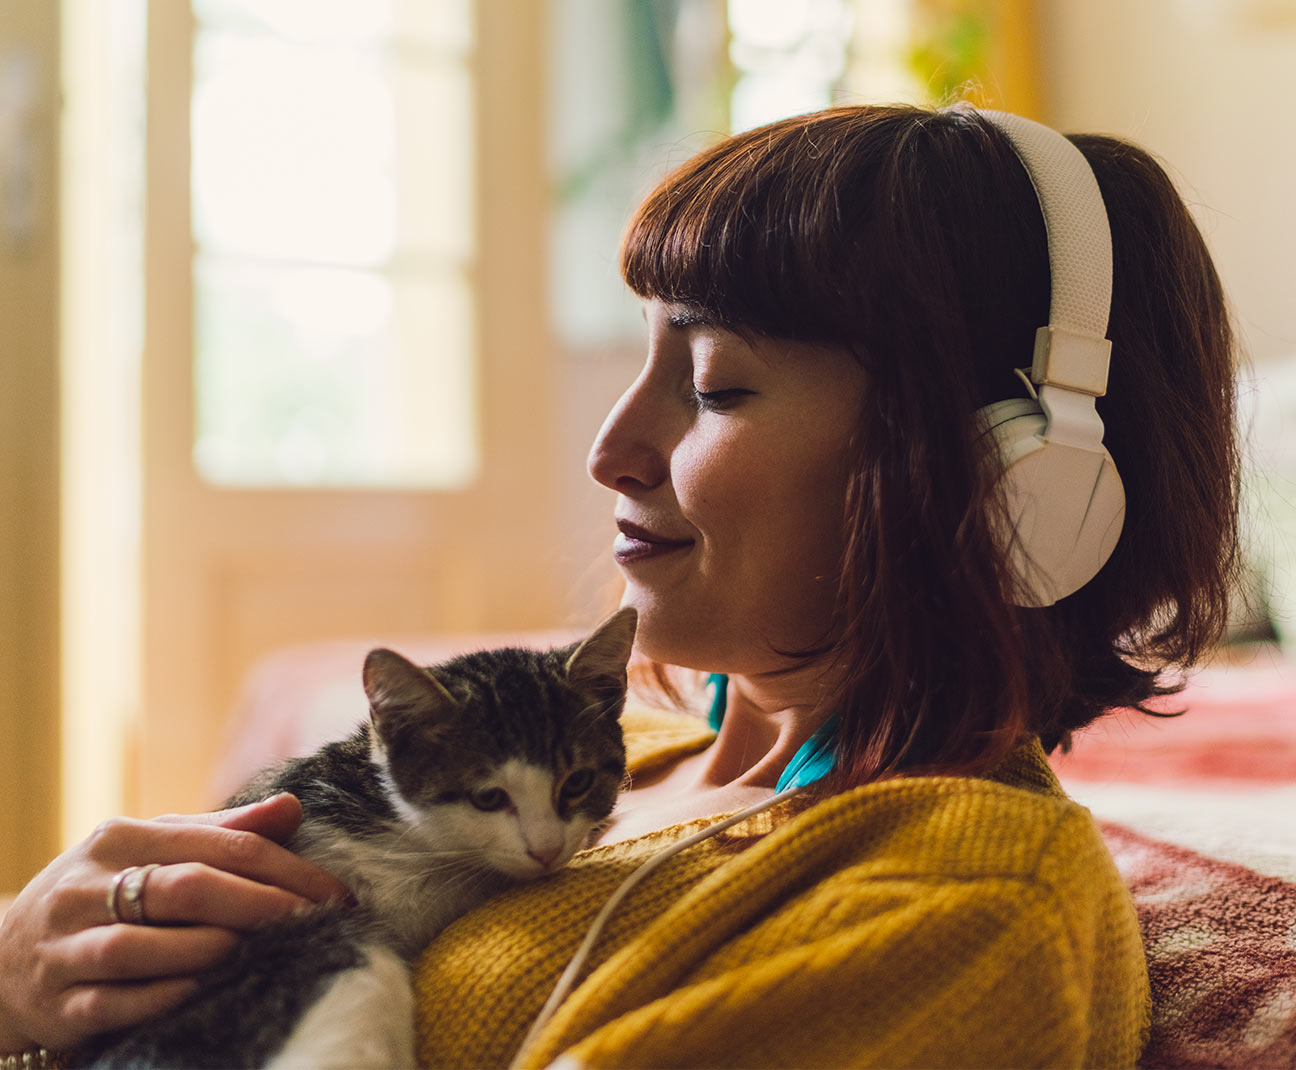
85;607;635;1069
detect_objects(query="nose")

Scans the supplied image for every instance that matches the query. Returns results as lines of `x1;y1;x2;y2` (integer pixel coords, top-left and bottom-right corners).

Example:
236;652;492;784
587;373;669;493
527;844;562;869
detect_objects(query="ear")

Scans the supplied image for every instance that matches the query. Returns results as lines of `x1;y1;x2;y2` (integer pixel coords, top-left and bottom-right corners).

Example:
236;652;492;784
362;648;459;738
564;607;637;695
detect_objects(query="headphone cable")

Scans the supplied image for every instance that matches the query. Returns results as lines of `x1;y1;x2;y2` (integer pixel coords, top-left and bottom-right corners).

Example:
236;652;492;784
508;782;805;1069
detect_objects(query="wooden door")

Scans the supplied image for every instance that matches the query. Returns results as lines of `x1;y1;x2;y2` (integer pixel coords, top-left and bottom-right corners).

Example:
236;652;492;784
135;1;561;817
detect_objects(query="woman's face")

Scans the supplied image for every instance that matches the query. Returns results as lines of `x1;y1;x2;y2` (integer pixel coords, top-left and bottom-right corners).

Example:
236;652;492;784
587;299;868;674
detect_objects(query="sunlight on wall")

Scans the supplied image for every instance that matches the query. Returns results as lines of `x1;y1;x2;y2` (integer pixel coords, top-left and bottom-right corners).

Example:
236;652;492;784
59;0;144;843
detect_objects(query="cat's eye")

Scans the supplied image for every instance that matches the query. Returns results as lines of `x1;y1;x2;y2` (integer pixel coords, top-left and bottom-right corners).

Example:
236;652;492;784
468;787;510;812
561;769;594;799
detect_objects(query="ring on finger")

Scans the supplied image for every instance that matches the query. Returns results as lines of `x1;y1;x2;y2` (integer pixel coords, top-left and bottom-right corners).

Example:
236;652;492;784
106;863;161;925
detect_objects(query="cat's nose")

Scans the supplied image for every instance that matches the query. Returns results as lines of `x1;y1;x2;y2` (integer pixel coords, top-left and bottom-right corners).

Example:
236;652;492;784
527;845;562;869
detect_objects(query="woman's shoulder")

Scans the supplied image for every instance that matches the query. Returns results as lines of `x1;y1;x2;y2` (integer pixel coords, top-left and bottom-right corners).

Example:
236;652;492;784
745;737;1115;896
617;708;1118;911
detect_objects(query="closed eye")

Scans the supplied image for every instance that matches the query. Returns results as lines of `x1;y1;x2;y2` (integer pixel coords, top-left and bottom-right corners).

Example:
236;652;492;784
691;387;754;413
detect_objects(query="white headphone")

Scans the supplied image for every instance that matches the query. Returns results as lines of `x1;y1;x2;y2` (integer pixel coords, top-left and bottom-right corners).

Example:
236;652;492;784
976;110;1126;608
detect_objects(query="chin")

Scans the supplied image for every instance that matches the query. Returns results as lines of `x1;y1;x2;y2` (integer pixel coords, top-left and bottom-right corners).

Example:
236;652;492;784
635;633;725;674
635;620;829;678
622;604;726;671
618;595;687;663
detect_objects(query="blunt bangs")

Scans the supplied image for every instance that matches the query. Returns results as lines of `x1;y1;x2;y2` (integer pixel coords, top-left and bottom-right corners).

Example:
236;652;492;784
618;109;900;347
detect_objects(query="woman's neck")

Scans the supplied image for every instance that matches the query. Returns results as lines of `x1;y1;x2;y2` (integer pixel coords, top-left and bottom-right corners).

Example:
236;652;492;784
696;670;836;790
591;665;837;846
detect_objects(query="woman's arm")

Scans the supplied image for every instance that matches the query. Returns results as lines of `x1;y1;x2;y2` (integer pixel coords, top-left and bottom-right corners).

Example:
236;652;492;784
0;793;350;1053
529;876;1138;1069
508;790;1146;1069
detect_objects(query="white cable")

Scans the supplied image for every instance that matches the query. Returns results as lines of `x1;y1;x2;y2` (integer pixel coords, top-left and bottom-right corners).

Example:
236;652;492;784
1012;367;1039;401
508;783;805;1069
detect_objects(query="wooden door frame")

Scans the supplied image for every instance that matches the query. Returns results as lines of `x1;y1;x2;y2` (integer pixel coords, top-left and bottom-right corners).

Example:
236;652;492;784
0;0;61;892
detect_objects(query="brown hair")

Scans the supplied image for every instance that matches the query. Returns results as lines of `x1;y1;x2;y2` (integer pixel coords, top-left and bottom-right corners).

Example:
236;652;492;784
620;104;1240;787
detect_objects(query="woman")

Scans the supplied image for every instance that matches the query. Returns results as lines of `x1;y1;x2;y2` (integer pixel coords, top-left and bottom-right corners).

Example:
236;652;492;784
0;104;1237;1067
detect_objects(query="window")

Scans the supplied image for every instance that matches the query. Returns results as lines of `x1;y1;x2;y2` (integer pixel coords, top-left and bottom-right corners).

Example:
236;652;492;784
189;0;477;488
727;0;855;133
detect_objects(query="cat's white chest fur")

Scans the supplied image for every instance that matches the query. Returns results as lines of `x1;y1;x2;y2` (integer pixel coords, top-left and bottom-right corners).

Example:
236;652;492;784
269;943;414;1067
292;817;502;957
268;940;413;1070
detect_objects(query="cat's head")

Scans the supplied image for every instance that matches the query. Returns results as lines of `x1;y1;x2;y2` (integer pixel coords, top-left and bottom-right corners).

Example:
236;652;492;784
361;607;635;880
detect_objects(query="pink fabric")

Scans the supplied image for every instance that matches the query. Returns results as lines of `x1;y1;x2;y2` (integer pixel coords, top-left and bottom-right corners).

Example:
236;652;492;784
210;630;577;803
1046;654;1296;1067
1051;658;1296;787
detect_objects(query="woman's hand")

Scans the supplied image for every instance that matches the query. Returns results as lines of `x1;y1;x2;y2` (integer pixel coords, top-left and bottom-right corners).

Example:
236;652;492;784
0;793;351;1054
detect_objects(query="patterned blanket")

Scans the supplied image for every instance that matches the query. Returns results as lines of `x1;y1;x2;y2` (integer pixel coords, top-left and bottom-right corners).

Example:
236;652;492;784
1052;649;1296;1068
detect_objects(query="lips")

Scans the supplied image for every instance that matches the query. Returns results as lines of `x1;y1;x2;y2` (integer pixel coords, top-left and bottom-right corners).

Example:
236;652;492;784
613;519;694;564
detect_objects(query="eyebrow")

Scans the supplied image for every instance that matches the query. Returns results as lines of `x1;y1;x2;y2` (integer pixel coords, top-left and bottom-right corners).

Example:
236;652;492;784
664;306;718;330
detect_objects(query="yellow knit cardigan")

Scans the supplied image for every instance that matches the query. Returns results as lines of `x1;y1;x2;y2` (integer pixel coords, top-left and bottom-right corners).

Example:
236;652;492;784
413;707;1149;1068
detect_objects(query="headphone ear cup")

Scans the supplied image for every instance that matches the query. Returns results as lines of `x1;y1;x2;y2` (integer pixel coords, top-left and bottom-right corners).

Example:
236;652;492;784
979;398;1126;607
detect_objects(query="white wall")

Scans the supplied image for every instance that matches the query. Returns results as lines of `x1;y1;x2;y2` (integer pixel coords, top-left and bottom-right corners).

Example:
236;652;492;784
1039;0;1296;365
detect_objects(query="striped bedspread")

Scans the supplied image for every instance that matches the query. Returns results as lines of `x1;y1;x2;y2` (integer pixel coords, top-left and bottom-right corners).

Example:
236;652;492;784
1052;647;1296;1068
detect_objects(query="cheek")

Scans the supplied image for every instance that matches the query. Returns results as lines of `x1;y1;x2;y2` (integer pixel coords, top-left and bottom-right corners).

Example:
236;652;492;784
793;463;853;570
560;816;595;855
672;430;757;502
438;807;514;856
684;432;849;575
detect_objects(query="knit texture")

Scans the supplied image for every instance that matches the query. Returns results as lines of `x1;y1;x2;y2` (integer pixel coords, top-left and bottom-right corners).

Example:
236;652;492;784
413;706;1149;1068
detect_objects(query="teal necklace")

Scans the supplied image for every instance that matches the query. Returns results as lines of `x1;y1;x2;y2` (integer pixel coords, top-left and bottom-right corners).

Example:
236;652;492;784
706;674;839;792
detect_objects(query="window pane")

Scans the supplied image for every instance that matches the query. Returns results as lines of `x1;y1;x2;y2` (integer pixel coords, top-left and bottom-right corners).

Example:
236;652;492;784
189;1;476;490
192;259;477;489
192;0;471;52
727;0;853;132
393;60;474;262
192;31;396;266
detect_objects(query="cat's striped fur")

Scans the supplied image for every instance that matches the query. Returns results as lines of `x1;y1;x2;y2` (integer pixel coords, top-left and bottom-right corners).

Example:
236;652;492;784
84;608;635;1069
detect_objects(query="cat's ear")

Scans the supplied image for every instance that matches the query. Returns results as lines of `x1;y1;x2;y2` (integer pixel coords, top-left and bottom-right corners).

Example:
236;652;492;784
363;648;459;730
564;607;637;695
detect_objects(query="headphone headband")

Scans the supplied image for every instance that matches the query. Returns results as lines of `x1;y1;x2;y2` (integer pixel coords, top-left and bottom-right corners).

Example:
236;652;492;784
974;110;1126;607
981;111;1114;407
980;111;1112;338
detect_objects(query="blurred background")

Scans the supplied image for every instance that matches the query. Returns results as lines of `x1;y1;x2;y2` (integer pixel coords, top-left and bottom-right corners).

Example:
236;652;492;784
3;0;1295;892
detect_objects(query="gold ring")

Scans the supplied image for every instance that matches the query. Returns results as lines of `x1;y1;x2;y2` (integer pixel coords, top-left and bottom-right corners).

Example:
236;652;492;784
106;864;160;925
